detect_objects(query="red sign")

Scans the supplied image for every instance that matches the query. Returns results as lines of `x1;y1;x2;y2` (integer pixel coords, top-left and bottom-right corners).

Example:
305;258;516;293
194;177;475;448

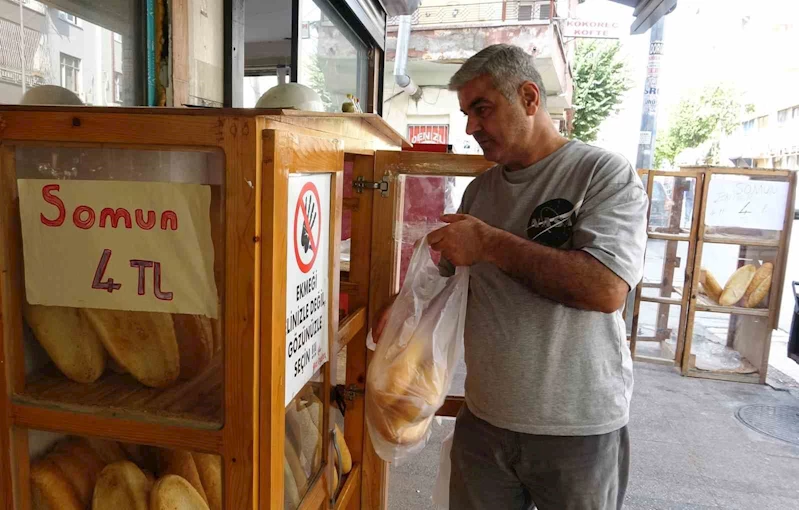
408;125;449;145
293;182;322;273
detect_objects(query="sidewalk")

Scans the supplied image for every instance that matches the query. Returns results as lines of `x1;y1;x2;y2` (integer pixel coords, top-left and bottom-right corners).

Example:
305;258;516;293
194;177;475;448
388;362;799;509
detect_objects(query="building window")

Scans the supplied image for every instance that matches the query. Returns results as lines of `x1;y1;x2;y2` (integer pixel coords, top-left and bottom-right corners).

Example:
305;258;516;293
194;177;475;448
60;53;81;94
114;73;123;102
297;0;369;113
742;119;755;134
58;10;82;27
778;108;790;125
756;115;769;130
114;33;122;43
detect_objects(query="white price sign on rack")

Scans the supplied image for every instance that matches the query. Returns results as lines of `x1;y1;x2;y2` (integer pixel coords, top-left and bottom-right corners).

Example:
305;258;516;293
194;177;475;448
705;179;789;231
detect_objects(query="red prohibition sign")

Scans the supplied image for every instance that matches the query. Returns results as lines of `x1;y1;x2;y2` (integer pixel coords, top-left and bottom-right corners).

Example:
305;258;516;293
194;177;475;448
294;182;322;273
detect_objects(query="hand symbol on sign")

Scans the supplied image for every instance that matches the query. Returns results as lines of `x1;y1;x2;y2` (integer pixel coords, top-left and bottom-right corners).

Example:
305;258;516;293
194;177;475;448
301;195;317;253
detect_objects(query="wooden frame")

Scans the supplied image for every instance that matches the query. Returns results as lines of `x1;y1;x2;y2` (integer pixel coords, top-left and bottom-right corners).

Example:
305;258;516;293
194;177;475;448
629;169;703;366
362;150;492;509
0;110;258;510
681;167;797;384
0;106;404;510
631;166;796;384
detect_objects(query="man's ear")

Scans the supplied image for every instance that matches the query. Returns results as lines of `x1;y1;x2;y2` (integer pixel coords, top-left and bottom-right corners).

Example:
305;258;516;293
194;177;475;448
519;82;540;116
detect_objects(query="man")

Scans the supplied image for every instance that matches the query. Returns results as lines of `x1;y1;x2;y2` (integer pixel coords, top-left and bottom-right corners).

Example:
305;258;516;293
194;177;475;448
377;44;647;509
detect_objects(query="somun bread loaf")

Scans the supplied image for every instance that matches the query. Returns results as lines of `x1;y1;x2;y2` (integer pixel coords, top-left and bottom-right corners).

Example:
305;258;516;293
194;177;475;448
158;449;209;504
82;309;180;387
150;474;211;510
192;453;222;510
30;458;83;510
24;304;107;383
744;263;773;308
91;461;151;510
172;314;215;380
368;333;446;446
700;268;723;304
719;265;756;306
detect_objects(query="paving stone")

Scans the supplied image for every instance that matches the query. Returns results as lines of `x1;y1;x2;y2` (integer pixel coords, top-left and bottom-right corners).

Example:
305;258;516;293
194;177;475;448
388;362;799;510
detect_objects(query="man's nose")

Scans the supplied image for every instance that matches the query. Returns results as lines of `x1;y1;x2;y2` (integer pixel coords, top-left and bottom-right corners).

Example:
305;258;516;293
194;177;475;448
465;115;481;135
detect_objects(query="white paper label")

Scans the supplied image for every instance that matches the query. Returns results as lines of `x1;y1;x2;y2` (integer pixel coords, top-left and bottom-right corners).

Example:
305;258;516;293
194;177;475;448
705;178;789;231
285;174;331;405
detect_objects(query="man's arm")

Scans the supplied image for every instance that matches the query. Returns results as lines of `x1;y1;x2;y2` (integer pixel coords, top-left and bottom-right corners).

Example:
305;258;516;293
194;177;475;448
427;214;628;313
486;227;628;313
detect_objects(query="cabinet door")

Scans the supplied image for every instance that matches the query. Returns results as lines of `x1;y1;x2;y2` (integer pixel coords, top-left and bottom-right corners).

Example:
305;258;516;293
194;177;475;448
260;129;344;510
364;150;492;510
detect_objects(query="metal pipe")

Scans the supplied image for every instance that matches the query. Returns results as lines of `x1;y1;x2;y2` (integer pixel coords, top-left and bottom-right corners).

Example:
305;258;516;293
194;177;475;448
19;0;26;95
394;15;422;100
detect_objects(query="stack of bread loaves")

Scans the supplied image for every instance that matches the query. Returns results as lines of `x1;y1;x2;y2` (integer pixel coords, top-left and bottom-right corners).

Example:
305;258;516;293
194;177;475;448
366;334;448;448
31;437;221;510
23;304;219;387
700;263;773;308
283;388;352;509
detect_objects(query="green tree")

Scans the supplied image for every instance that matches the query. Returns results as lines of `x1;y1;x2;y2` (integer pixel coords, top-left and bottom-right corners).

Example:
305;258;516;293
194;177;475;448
305;55;334;112
654;85;748;167
571;41;631;143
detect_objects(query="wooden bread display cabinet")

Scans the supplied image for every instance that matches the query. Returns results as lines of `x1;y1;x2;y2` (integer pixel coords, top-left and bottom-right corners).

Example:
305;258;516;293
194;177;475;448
629;167;797;384
0;105;495;510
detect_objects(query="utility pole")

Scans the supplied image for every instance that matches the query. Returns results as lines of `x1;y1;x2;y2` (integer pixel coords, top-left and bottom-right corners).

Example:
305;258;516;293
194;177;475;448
627;17;665;337
635;17;665;170
19;0;26;96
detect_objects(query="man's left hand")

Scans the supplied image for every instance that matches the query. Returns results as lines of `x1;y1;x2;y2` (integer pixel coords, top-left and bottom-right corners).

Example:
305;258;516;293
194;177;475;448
428;214;496;266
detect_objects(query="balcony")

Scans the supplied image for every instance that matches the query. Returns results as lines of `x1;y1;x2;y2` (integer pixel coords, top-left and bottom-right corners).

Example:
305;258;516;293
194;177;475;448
7;0;47;15
387;0;558;28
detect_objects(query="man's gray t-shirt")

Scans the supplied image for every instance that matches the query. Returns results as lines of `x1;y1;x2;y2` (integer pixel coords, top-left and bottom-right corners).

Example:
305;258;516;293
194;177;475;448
450;140;648;436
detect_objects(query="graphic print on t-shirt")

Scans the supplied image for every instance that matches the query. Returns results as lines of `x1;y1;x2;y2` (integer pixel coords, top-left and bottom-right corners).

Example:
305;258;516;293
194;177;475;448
526;198;583;247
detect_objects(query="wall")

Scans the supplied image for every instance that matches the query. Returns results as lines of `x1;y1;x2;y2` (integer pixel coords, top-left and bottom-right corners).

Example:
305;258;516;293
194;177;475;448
187;0;224;106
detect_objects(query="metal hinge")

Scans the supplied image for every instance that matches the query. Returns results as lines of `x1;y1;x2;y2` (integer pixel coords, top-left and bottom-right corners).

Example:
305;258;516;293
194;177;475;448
341;384;365;401
332;384;365;416
353;175;389;197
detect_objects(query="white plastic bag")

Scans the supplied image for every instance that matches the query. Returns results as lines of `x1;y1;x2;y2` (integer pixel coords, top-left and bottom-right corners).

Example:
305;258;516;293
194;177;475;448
432;426;455;509
365;236;468;463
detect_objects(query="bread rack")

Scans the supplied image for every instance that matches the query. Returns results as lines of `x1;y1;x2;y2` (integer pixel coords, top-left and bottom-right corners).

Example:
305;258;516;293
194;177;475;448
629;167;797;384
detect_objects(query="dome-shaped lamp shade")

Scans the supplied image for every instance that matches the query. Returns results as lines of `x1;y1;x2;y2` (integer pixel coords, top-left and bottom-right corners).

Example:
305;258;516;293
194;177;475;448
255;83;325;112
21;85;83;105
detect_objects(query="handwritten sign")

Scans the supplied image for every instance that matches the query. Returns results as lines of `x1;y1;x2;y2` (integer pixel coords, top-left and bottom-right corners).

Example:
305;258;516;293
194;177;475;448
17;179;218;318
285;174;331;405
705;178;789;231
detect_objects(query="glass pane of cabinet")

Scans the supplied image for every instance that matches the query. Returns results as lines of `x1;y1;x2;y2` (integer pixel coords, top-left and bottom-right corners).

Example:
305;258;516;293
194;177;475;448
11;145;225;427
26;429;222;509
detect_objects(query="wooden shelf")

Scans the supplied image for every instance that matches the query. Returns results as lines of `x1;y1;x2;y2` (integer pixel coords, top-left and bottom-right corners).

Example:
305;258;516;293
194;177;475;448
702;234;780;248
632;355;676;367
640;295;682;306
694;295;770;317
334;464;361;510
16;356;223;428
647;232;691;242
684;368;760;385
337;307;366;351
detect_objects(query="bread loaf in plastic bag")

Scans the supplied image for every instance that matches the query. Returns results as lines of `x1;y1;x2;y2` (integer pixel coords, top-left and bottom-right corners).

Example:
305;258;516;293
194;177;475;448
366;236;468;463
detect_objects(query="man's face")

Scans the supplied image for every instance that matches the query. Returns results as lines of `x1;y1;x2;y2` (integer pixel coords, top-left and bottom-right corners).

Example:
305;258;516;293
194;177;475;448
458;74;534;165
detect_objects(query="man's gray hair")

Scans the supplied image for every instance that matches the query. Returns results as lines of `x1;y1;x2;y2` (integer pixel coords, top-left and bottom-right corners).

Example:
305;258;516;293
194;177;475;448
449;44;547;107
